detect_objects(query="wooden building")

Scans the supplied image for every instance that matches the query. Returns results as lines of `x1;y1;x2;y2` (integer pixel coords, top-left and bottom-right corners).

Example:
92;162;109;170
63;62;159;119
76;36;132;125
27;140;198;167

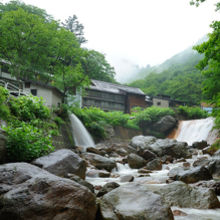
82;80;146;113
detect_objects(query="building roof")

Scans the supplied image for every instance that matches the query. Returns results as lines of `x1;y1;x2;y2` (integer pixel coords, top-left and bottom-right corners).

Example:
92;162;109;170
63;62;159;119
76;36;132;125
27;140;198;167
89;79;145;96
25;80;64;97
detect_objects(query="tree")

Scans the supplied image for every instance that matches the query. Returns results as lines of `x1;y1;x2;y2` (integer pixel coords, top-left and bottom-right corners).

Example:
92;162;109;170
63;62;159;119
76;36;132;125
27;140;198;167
194;21;220;102
52;28;89;95
81;49;116;83
190;0;220;10
62;15;87;45
0;8;58;81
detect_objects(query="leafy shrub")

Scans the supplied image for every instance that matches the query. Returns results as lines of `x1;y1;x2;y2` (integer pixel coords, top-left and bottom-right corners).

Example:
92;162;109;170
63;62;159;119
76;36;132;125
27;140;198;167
4;121;54;162
134;106;175;128
54;116;65;128
9;95;50;121
177;105;208;119
0;86;10;120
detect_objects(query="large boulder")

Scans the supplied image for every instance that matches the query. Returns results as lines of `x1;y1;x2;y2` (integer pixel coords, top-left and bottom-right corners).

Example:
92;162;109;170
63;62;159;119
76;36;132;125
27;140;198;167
130;136;190;159
152;115;177;133
0;128;7;164
145;158;162;171
0;163;97;220
127;153;146;169
148;139;190;159
168;166;212;184
32;149;87;179
99;183;174;220
145;181;220;209
192;140;208;149
193;180;220;196
142;149;157;162
85;153;116;172
130;135;157;150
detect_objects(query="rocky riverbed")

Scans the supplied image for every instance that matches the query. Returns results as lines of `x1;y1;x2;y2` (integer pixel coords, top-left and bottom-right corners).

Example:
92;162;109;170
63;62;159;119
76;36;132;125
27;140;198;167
1;134;220;219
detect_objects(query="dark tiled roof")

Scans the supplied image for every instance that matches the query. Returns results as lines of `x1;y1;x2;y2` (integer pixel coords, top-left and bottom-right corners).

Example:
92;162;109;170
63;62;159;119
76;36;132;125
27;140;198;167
90;80;145;95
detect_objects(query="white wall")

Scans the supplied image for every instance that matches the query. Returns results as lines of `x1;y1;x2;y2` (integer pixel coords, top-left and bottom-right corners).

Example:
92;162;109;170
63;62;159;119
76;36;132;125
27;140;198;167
153;98;169;108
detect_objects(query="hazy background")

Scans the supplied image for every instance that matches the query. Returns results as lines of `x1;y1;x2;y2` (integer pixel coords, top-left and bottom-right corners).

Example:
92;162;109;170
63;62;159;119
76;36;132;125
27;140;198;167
2;0;219;82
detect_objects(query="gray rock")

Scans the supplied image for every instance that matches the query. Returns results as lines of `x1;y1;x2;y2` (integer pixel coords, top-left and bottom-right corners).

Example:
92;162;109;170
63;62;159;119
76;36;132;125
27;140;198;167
97;182;120;197
99;183;174;220
130;135;157;150
67;173;94;192
146;158;162;171
85;153;116;172
127;153;146;169
208;159;220;179
32;149;87;179
148;139;190;159
120;175;134;182
193;180;220;195
142;149;157;162
192;140;208;149
153;115;177;133
169;166;212;184
145;181;220;209
193;156;210;167
0;162;97;220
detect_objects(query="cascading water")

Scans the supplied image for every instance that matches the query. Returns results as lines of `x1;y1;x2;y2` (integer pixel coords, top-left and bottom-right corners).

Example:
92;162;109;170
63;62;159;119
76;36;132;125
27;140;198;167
172;117;216;145
69;113;95;151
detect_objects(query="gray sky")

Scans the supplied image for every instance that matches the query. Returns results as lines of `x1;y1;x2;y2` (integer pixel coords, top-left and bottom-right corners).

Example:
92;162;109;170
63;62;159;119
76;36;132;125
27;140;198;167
2;0;219;81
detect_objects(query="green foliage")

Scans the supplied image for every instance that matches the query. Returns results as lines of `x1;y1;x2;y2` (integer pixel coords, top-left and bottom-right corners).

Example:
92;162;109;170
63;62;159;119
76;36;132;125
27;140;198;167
4;121;54;162
0;86;10;120
81;49;116;83
129;49;204;105
134;106;175;128
176;106;208;119
9;95;50;121
71;106;175;140
54;116;65;128
193;21;220;130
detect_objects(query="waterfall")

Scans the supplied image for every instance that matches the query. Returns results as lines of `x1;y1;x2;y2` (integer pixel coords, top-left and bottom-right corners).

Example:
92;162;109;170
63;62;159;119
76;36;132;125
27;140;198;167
69;113;95;151
172;117;215;146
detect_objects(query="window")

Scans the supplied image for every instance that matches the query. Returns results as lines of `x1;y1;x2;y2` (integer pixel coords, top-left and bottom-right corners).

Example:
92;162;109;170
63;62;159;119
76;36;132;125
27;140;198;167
31;89;37;96
157;101;161;106
25;82;30;88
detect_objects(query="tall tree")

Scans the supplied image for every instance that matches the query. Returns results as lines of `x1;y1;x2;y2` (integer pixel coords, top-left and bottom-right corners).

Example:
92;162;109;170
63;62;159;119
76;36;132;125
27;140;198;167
52;28;89;95
81;49;116;83
0;8;58;81
62;15;87;45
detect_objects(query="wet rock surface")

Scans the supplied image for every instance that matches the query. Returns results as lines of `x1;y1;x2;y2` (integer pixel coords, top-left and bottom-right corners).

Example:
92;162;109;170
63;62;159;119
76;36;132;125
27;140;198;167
145;181;220;209
85;153;117;172
127;153;146;168
32;149;87;179
0;163;97;220
169;166;212;184
99;183;174;220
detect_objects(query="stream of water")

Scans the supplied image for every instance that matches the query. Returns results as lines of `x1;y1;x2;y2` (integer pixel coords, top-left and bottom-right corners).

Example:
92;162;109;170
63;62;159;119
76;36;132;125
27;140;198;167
85;117;219;219
69;113;95;151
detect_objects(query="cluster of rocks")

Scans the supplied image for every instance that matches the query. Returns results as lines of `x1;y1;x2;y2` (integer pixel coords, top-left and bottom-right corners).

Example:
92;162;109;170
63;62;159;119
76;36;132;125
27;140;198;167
1;134;220;220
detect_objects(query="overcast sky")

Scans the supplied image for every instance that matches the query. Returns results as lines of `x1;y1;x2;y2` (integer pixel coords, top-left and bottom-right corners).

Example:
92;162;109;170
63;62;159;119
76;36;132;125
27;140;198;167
2;0;219;81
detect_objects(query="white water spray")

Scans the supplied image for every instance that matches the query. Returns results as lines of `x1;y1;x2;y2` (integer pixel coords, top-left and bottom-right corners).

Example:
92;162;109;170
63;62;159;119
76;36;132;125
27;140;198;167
175;117;215;145
69;113;95;151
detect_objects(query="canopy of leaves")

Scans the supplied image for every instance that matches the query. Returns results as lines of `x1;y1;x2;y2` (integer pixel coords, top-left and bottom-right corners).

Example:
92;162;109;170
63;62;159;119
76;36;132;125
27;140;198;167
0;0;116;95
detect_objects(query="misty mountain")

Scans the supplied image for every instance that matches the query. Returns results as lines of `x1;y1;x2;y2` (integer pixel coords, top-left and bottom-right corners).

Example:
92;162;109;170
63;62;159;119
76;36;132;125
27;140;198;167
128;45;205;105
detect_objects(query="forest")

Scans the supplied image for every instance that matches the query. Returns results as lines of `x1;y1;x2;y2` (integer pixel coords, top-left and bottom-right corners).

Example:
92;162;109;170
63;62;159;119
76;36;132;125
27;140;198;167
0;0;116;96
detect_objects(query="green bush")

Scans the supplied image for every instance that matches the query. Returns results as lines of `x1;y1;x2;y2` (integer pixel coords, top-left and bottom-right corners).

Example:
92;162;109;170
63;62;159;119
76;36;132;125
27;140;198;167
134;106;175;128
9;95;50;121
0;86;10;120
4;121;54;162
177;105;208;119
